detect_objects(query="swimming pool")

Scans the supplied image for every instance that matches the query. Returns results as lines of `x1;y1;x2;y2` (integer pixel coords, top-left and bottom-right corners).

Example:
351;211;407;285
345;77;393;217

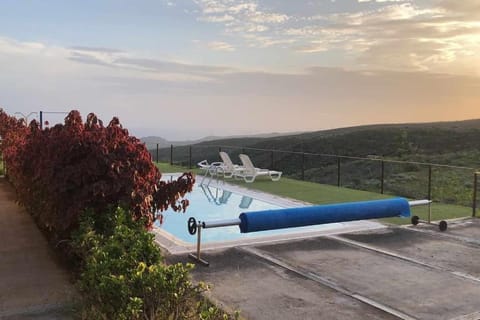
154;182;355;245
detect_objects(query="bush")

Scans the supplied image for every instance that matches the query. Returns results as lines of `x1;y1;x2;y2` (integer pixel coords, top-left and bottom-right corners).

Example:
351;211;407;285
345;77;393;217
73;207;234;320
1;108;239;319
0;109;194;242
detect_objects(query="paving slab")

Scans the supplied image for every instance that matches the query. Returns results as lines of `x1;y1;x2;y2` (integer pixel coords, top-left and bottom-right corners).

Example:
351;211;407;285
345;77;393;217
255;237;480;320
0;178;76;319
169;248;398;320
442;218;480;239
407;218;480;241
338;227;480;279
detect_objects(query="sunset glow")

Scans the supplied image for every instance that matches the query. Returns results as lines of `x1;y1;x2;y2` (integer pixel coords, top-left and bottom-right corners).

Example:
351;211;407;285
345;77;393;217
1;0;479;139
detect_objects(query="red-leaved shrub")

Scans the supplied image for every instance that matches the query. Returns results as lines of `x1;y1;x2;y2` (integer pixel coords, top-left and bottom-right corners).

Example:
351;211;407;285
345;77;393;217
0;108;194;240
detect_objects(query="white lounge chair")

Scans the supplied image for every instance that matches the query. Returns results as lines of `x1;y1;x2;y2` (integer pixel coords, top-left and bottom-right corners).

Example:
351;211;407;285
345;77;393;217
218;151;244;178
197;160;223;176
236;154;282;183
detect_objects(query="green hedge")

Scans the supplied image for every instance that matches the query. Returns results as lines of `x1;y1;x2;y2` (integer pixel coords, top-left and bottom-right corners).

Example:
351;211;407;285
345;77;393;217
73;207;238;320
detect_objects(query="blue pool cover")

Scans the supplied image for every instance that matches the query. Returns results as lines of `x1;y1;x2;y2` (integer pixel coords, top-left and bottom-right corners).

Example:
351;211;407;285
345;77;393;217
239;197;410;233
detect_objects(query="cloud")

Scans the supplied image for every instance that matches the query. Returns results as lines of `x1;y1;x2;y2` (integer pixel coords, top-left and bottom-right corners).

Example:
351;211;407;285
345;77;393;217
0;37;235;84
207;41;235;51
67;45;235;78
278;1;479;75
190;0;479;76
198;14;234;22
194;0;290;47
295;42;327;53
69;46;124;54
2;35;480;140
0;37;49;55
114;57;234;75
358;0;408;2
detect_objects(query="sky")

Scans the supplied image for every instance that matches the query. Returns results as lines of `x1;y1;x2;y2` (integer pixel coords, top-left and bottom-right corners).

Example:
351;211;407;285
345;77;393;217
0;0;479;140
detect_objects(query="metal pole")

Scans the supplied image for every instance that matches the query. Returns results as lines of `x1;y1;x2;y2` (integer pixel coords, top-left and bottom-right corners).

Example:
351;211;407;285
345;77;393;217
473;172;478;217
202;218;241;228
302;152;305;180
380;160;385;194
39;111;43;129
156;143;159;163
189;145;192;169
427;165;432;200
337;157;341;187
170;144;173;165
409;200;432;207
196;225;202;261
427;165;432;223
188;223;209;266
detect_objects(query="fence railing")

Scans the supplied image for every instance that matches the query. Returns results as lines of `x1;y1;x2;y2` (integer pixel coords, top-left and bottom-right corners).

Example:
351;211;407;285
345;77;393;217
149;144;479;217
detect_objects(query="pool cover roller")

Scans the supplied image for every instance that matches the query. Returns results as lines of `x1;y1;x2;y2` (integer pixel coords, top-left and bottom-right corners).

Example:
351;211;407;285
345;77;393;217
238;197;410;233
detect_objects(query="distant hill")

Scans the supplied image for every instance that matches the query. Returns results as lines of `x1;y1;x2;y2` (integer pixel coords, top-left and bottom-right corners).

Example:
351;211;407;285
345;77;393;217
140;136;171;149
140;131;305;150
153;118;480;207
152;118;480;165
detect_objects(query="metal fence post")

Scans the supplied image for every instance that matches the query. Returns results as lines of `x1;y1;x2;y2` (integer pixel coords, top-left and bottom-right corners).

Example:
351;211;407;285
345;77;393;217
301;153;305;180
39;111;43;129
380;160;385;194
427;165;432;200
473;172;478;217
156;143;159;163
189;145;192;169
337;157;341;187
170;144;173;165
427;165;432;223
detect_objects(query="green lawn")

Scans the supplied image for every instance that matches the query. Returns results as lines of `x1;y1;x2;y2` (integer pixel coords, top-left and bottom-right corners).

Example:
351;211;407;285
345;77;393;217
155;162;200;175
155;162;475;224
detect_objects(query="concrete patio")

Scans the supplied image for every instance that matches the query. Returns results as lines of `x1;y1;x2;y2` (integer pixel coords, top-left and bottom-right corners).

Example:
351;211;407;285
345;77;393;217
168;218;480;320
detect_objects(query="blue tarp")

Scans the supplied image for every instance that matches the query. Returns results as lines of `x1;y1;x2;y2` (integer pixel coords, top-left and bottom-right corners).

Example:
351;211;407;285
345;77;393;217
239;197;410;233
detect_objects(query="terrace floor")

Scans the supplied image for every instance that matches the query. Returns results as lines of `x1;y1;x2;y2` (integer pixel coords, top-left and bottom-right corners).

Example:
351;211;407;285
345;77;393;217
168;218;480;320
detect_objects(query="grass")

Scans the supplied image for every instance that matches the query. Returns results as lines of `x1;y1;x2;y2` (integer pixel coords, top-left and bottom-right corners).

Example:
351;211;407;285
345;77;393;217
155;162;200;175
155;162;475;225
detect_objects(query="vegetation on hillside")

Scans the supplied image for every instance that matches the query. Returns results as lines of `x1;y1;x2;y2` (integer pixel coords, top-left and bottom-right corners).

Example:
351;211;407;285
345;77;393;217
152;120;480;209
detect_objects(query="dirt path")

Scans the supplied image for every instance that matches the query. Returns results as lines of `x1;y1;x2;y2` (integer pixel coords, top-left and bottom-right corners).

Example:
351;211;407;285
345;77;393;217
0;178;76;319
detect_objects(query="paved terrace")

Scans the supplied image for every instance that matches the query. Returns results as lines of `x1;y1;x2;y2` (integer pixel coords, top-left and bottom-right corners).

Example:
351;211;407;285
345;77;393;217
168;218;480;320
0;178;76;319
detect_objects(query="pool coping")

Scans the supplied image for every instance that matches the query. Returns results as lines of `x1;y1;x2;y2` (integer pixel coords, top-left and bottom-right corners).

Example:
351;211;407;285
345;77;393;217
153;174;388;255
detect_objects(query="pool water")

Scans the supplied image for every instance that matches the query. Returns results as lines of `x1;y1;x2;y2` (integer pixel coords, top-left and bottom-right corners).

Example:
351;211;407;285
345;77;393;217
155;183;343;244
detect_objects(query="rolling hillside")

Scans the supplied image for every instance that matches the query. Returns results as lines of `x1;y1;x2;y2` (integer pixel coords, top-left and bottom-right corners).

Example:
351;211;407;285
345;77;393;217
151;119;480;207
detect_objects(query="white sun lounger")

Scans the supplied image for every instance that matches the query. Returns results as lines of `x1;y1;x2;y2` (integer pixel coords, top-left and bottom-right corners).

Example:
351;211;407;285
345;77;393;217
219;151;244;178
236;153;282;183
197;160;223;176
